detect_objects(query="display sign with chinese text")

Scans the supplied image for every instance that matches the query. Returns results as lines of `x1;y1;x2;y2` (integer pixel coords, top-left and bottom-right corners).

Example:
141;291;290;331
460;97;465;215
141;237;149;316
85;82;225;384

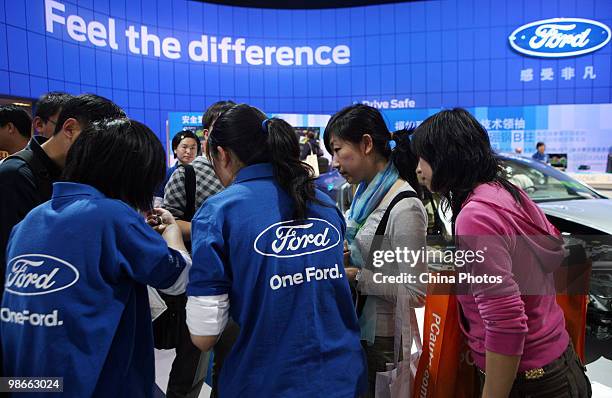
381;103;612;172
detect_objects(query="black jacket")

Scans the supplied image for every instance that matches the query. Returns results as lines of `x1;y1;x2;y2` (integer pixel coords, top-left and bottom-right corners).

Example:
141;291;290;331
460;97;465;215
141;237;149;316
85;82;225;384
0;136;61;287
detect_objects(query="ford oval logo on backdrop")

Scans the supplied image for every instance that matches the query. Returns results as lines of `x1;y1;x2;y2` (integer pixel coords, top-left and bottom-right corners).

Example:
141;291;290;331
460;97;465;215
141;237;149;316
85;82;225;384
5;254;80;296
509;18;611;58
254;218;341;258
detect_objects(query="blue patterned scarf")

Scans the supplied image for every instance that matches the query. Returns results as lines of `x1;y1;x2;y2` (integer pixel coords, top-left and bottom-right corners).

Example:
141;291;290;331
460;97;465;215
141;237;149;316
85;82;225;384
345;161;399;268
345;161;399;344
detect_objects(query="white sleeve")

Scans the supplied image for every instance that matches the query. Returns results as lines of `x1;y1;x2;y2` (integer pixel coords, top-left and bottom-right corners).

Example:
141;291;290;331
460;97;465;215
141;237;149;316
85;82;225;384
186;294;230;336
159;250;192;295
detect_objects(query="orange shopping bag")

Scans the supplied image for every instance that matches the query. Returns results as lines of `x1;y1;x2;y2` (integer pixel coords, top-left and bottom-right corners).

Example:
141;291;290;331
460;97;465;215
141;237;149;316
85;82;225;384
556;294;588;362
412;276;479;398
555;253;591;362
413;281;590;398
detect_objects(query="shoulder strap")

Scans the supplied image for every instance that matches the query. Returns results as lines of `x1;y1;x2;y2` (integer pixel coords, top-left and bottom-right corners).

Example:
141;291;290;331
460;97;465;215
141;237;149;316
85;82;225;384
183;164;196;221
6;147;52;199
356;190;419;317
307;141;314;155
374;190;418;236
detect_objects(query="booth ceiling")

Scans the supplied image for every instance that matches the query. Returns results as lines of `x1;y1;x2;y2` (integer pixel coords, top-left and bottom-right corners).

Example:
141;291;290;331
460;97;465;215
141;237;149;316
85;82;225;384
194;0;426;9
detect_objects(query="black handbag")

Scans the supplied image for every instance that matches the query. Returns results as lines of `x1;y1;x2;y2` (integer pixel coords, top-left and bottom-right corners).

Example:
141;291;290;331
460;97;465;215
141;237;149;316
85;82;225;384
152;292;188;349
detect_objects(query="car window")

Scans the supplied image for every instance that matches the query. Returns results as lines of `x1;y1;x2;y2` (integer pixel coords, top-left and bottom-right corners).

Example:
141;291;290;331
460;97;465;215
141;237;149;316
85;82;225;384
501;158;600;202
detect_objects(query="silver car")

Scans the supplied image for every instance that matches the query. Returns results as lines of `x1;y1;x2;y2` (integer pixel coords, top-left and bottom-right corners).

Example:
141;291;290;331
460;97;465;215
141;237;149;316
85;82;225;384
498;155;612;341
500;154;612;233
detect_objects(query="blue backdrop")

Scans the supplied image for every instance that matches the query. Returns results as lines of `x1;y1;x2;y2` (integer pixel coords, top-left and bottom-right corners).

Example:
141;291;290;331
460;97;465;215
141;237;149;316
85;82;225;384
1;0;611;153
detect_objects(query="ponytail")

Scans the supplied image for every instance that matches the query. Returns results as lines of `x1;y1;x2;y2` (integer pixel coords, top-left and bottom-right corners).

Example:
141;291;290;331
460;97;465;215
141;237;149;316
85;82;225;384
264;118;318;220
207;104;320;220
390;128;422;198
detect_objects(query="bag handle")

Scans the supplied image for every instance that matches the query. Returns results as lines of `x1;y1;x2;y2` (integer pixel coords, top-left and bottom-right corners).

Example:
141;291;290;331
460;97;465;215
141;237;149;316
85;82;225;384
409;304;422;353
309;141;315;156
374;191;418;237
392;297;421;367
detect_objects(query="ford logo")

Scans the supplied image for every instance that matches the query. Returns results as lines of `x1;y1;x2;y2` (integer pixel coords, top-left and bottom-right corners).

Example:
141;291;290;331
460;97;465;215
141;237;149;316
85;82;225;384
509;18;611;57
5;254;80;296
254;218;341;258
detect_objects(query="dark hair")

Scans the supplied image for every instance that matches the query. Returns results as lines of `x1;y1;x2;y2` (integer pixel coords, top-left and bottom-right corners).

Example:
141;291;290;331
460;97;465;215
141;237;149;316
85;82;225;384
323;104;421;197
202;100;236;130
62;119;165;212
0;105;32;139
171;130;201;158
206;104;317;220
536;142;545;149
54;94;125;135
411;108;522;224
34;92;73;122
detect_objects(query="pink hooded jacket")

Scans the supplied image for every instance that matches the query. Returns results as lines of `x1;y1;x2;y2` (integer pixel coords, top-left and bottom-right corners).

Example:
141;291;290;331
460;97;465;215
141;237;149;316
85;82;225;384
455;182;569;372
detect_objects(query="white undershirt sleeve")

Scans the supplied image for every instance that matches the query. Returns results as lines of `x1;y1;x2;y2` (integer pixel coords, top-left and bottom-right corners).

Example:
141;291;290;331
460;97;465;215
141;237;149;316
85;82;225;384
186;294;230;336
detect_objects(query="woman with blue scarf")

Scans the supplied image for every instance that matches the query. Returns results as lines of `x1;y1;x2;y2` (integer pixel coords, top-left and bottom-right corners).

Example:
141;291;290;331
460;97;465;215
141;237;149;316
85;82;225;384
324;104;427;397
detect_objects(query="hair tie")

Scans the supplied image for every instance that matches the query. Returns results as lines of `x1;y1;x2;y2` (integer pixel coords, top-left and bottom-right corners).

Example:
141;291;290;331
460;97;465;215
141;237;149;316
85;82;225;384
388;129;414;150
261;118;270;134
388;132;396;150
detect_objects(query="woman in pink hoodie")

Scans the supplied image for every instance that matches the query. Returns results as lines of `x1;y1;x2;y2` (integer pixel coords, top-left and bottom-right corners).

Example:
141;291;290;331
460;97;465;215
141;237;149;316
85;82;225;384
411;108;591;398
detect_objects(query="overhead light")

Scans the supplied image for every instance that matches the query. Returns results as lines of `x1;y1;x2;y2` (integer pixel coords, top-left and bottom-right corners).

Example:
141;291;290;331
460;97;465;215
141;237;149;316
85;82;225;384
12;102;30;106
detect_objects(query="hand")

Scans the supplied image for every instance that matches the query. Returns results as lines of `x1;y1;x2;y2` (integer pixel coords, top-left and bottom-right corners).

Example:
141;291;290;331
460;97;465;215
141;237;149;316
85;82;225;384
146;208;177;234
482;351;520;398
344;250;352;268
343;241;351;269
344;267;359;282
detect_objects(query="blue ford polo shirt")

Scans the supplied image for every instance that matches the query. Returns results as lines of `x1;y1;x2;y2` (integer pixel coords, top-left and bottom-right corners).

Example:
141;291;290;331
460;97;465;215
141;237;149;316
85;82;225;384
1;182;186;397
188;163;367;397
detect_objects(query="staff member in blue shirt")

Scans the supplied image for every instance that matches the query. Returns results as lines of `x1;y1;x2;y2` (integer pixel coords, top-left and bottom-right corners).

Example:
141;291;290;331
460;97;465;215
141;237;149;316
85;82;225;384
532;142;548;162
186;104;367;397
1;118;191;397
